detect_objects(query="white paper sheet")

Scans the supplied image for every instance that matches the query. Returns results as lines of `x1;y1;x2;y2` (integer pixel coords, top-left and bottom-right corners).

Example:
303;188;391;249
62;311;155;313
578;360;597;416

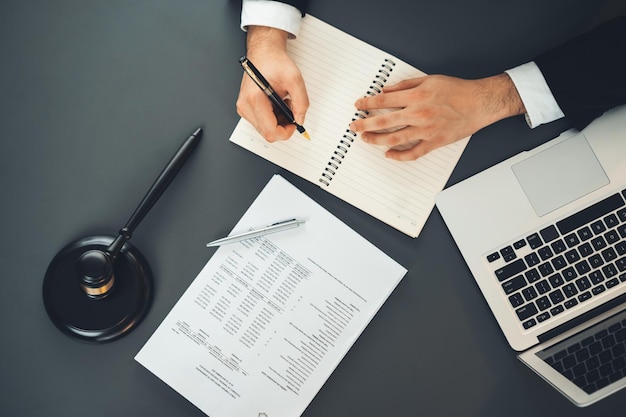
135;174;407;417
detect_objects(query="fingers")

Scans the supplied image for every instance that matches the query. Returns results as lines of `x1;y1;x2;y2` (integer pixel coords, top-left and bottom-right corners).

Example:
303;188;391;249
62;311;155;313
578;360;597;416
236;76;295;142
354;76;427;111
385;140;435;161
358;125;417;148
356;120;465;161
382;76;427;93
350;111;463;161
354;90;407;113
350;110;408;141
356;123;436;159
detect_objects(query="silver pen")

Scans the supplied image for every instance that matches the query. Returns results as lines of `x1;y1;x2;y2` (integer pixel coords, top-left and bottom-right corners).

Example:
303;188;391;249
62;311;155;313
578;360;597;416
206;218;306;247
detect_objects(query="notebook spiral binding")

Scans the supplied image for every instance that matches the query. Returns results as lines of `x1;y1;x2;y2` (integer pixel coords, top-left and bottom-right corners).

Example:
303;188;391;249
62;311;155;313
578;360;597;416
319;58;396;187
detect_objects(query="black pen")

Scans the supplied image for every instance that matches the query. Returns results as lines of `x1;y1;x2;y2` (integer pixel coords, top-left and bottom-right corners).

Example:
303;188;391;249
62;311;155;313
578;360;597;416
239;56;311;140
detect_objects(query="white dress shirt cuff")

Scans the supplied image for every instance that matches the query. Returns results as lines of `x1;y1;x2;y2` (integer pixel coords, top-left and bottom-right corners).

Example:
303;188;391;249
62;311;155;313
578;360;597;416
241;0;303;38
505;61;565;128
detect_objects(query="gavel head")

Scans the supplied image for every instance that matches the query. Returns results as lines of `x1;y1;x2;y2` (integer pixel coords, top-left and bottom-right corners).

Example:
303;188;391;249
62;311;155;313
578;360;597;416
77;249;115;298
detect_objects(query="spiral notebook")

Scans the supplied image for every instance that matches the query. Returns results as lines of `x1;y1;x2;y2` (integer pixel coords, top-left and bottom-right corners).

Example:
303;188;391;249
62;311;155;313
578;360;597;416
229;14;469;238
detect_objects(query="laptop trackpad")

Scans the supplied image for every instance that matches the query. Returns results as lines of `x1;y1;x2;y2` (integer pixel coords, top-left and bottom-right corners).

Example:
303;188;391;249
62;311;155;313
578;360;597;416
512;132;609;217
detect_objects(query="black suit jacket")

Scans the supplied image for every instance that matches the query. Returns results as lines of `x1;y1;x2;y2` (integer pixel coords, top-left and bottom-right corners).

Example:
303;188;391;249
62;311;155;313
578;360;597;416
535;16;626;130
275;0;308;16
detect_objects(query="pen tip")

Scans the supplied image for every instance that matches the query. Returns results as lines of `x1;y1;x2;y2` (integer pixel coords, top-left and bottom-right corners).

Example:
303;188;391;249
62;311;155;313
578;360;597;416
295;123;310;140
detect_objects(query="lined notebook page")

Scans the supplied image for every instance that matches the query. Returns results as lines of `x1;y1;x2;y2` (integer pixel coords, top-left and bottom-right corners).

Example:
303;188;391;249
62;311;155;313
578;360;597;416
229;15;469;237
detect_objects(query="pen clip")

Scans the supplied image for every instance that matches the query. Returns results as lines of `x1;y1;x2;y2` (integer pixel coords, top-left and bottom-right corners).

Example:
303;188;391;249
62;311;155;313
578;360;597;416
269;218;297;226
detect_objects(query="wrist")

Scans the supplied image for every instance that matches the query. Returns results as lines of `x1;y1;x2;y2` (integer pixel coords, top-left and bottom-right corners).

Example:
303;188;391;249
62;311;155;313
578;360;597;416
247;26;289;55
498;73;526;118
477;73;526;125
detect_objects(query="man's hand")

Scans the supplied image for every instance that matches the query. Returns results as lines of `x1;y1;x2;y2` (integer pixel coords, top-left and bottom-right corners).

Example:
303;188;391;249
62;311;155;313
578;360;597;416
350;73;525;160
236;26;309;142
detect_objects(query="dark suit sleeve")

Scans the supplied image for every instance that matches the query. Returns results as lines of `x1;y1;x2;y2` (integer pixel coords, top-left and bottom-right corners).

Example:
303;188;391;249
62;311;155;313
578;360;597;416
534;16;626;130
275;0;308;16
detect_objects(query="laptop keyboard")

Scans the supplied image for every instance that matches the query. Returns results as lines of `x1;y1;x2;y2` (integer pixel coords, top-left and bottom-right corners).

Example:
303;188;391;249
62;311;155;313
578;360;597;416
487;189;626;330
541;310;626;395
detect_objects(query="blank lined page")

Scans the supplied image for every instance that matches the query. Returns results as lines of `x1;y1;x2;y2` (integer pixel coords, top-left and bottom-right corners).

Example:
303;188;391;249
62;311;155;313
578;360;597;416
229;15;469;237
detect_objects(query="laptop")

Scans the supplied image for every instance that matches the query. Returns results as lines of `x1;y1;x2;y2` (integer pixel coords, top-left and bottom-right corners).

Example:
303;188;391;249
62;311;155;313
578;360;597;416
436;104;626;406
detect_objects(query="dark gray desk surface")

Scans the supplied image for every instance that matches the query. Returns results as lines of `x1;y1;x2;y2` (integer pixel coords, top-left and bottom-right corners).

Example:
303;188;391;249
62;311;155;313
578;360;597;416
2;0;625;415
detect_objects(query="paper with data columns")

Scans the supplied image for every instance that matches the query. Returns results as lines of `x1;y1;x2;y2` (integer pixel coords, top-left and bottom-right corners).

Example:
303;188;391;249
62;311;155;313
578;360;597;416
135;174;407;417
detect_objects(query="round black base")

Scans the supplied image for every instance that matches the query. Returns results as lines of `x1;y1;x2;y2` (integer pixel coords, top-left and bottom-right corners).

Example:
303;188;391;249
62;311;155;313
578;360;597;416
42;235;153;343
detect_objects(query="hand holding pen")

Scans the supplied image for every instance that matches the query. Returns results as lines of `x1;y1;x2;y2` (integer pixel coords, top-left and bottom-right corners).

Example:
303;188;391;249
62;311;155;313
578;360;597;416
235;27;310;141
240;56;310;140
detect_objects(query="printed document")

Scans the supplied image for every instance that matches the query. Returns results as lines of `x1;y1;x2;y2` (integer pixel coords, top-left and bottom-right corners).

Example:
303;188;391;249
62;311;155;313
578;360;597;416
135;174;407;417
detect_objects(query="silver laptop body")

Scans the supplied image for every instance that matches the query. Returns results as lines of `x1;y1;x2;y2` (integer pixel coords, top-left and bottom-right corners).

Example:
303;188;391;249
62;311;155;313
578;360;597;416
436;105;626;406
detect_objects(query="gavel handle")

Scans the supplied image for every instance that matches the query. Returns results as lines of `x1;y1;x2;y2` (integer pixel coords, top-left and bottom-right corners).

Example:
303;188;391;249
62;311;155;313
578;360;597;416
107;127;203;259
